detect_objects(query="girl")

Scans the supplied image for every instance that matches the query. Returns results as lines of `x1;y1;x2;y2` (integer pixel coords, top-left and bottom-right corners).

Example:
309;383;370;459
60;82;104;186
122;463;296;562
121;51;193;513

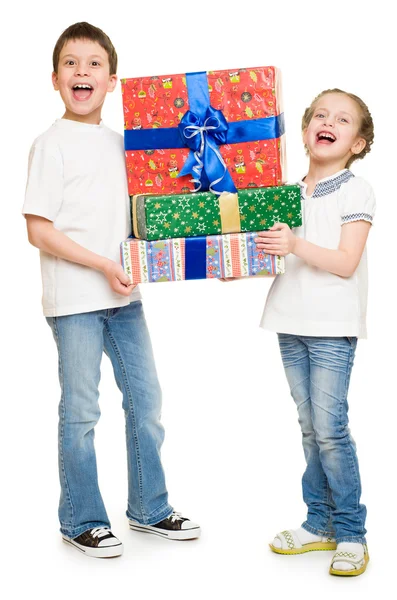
256;89;375;577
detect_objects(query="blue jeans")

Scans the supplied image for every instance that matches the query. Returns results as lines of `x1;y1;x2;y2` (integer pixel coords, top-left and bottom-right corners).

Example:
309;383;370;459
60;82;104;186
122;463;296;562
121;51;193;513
46;301;173;538
277;334;366;544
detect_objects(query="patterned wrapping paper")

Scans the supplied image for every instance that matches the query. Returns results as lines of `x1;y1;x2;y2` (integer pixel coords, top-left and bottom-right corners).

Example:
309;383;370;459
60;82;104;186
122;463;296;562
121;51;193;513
121;66;286;196
121;232;285;284
132;185;301;240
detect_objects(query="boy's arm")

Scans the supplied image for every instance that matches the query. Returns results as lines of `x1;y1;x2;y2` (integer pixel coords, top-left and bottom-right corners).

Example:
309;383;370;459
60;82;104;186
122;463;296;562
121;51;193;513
26;215;135;296
255;221;371;278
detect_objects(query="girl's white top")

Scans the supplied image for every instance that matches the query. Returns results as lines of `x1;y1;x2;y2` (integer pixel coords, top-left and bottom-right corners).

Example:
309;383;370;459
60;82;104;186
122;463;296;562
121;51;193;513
260;169;376;338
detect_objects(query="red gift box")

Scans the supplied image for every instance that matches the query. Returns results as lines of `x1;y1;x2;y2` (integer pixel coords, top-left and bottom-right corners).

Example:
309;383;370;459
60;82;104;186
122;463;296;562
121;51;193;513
121;67;286;196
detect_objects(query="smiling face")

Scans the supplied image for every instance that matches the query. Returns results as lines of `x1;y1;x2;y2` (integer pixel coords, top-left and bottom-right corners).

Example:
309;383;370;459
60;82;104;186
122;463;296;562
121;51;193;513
52;39;117;124
303;93;366;169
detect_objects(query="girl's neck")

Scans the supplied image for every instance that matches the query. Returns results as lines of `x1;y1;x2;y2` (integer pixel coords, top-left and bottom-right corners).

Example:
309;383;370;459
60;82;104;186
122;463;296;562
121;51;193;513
304;160;348;196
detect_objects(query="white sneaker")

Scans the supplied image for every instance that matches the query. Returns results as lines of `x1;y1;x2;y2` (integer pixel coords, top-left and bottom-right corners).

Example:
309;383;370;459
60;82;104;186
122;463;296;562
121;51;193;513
129;511;201;540
62;527;123;558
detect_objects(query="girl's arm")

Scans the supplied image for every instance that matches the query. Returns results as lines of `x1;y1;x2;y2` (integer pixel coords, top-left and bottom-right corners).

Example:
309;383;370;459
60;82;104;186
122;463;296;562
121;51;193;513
255;221;371;278
25;214;135;296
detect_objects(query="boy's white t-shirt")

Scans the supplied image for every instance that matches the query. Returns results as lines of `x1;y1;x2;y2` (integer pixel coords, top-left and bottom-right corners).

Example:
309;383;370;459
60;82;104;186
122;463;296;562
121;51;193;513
260;169;376;339
23;118;141;317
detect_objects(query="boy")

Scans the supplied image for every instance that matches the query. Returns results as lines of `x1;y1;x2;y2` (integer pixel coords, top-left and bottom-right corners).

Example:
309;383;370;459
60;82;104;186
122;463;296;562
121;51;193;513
23;22;200;558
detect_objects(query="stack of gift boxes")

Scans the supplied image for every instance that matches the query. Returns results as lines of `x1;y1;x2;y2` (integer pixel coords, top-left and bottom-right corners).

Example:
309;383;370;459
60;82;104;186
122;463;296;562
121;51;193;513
120;66;302;283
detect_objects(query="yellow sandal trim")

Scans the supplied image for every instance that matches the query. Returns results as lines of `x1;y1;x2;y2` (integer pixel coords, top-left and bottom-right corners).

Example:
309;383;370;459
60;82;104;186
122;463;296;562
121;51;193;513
270;541;337;555
329;551;369;577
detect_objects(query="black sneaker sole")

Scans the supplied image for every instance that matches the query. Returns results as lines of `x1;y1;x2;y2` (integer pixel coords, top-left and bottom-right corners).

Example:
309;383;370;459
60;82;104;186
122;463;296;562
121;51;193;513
128;521;201;540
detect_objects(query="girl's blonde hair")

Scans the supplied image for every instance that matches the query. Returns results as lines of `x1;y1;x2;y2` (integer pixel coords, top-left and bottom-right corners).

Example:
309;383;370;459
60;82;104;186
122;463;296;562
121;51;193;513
301;89;374;168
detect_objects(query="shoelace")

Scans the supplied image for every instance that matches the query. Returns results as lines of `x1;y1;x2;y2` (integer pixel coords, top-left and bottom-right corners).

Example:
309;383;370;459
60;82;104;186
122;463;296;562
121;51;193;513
91;527;111;539
169;512;184;523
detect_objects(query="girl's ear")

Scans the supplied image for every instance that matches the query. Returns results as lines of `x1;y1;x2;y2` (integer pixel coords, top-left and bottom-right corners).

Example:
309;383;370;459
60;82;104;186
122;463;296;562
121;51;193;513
352;137;366;156
302;127;309;154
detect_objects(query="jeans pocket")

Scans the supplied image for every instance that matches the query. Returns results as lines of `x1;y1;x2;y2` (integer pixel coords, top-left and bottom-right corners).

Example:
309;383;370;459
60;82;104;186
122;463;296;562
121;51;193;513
346;336;357;345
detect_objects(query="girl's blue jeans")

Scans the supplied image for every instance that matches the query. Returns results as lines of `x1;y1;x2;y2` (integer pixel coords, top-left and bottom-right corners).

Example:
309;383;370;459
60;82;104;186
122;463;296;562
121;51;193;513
278;334;367;544
46;301;173;538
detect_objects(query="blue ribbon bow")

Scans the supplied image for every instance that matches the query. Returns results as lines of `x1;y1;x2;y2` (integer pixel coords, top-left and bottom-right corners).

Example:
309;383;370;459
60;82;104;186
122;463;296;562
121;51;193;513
178;106;236;194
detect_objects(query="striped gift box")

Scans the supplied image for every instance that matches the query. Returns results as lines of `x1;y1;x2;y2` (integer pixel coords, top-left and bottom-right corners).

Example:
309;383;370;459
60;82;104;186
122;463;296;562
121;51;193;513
121;232;284;284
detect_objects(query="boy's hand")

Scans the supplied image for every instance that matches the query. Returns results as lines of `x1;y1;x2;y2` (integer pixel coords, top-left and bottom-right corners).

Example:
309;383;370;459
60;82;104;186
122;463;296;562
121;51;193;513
102;259;136;296
255;223;297;256
25;217;138;293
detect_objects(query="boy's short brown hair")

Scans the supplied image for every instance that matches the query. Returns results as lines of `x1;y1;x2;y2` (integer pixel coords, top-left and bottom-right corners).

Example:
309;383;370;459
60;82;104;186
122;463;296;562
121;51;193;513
53;22;118;75
302;88;374;168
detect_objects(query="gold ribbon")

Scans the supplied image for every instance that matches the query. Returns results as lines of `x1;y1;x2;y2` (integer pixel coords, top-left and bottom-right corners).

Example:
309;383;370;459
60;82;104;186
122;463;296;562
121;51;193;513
219;192;241;234
132;195;141;239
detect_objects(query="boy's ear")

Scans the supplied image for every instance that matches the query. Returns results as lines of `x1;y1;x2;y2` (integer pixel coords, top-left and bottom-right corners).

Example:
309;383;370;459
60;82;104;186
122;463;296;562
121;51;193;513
302;127;308;146
52;72;59;91
351;137;366;156
107;74;118;93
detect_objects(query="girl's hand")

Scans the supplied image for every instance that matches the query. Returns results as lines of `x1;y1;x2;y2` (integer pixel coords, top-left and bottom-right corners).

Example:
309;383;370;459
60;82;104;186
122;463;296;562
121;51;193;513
255;223;297;256
218;277;241;282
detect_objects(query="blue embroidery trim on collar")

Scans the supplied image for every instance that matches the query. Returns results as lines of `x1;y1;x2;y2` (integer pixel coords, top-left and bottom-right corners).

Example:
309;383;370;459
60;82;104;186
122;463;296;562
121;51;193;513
312;170;354;198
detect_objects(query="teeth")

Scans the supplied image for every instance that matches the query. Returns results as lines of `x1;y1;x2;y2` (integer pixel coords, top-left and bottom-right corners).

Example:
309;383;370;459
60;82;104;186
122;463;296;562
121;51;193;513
73;84;92;89
319;132;335;141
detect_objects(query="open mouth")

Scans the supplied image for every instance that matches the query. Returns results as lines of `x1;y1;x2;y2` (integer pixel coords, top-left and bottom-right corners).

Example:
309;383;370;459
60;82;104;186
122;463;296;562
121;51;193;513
72;84;94;101
316;131;336;144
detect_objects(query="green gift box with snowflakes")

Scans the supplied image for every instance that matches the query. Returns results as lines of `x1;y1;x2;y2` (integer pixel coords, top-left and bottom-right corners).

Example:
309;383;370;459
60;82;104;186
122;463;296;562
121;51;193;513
131;185;301;240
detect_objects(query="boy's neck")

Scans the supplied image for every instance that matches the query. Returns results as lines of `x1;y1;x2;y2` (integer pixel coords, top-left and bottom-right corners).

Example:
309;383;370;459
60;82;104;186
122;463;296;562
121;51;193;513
62;106;103;125
304;159;349;195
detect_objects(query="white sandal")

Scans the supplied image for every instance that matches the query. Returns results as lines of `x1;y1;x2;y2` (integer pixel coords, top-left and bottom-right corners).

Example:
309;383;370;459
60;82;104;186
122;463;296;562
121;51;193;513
329;543;369;576
270;529;336;555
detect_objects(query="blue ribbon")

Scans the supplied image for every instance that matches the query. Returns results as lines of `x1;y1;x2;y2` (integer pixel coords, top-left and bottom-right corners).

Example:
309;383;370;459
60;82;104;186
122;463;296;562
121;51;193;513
124;71;285;194
125;115;285;150
185;236;207;280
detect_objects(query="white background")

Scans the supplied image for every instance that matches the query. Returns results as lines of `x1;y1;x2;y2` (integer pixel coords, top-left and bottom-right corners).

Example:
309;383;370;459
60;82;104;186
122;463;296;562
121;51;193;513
1;1;395;598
